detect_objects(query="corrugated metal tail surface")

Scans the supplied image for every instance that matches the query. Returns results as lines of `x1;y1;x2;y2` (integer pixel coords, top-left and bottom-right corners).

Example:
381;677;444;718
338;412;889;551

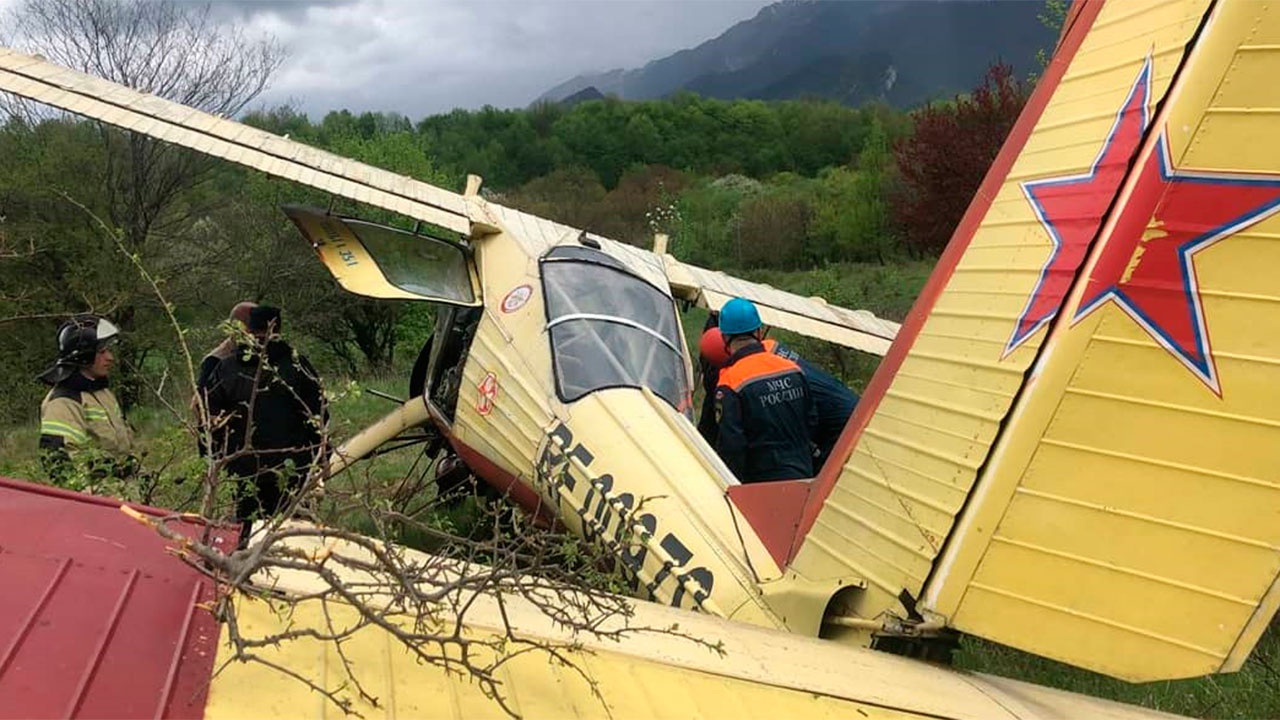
923;0;1280;682
786;0;1213;648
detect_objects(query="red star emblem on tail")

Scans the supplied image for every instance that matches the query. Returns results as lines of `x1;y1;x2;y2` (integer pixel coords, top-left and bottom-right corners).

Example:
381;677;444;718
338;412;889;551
1005;57;1152;355
1073;134;1280;394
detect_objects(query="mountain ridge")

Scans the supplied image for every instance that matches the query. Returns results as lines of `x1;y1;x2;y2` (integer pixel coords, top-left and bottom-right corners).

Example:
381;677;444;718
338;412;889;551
538;0;1054;108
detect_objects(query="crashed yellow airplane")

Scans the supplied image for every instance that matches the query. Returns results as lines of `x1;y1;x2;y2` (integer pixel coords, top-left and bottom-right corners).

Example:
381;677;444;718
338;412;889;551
2;0;1279;716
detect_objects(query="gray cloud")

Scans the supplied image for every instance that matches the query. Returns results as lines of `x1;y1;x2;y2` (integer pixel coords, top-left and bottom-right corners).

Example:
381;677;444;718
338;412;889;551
210;0;359;21
236;0;772;119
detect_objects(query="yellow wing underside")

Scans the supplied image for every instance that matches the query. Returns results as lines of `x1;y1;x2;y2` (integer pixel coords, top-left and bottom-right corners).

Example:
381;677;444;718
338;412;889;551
207;528;1178;720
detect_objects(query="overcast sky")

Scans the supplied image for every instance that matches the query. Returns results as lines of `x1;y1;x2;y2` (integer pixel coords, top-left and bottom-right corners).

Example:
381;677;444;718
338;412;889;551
198;0;772;119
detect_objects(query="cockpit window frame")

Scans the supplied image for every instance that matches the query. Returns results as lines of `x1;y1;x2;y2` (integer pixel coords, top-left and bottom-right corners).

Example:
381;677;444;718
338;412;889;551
541;245;630;272
539;246;691;412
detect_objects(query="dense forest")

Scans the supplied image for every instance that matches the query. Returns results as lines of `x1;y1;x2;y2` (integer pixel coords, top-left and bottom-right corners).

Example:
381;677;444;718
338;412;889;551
0;46;1029;427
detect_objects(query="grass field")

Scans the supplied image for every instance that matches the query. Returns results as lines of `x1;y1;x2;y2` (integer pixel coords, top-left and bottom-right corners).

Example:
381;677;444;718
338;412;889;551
2;261;1277;718
959;632;1280;719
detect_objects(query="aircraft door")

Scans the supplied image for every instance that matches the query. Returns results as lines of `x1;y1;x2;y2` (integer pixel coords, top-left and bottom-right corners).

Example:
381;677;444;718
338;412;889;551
407;305;483;421
283;205;482;306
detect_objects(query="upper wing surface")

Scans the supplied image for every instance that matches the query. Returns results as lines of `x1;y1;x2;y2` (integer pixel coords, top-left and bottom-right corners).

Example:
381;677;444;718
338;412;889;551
0;48;471;234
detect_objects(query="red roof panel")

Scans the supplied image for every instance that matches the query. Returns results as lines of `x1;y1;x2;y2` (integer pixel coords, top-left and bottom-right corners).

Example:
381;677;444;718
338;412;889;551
0;477;236;719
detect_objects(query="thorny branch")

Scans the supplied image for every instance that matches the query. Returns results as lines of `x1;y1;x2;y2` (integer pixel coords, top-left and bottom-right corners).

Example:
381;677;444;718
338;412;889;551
125;483;725;718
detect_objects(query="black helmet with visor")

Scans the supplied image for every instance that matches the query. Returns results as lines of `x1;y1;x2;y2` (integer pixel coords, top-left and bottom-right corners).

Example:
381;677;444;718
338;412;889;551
37;315;121;385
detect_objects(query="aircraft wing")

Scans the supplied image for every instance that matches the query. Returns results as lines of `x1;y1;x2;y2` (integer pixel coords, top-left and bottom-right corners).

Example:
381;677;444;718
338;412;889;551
0;48;472;236
0;479;1180;719
664;256;900;356
0;48;899;356
462;200;902;355
208;523;1181;720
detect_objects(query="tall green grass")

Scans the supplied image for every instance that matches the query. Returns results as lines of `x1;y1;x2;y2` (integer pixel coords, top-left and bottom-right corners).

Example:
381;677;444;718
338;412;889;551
956;630;1280;719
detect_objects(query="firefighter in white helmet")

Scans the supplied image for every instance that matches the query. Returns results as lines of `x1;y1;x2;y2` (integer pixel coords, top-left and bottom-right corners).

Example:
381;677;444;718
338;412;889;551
36;314;137;485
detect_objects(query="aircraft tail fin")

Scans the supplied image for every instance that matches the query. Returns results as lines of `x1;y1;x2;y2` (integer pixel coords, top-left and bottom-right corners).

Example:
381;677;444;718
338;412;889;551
765;0;1280;681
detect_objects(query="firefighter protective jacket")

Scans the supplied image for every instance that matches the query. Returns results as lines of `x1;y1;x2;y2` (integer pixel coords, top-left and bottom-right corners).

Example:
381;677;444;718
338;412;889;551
714;342;818;483
39;372;135;477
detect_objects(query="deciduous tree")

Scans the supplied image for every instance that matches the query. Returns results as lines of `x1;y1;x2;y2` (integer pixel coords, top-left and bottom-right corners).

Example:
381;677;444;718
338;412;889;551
0;0;286;404
4;0;285;251
890;62;1028;256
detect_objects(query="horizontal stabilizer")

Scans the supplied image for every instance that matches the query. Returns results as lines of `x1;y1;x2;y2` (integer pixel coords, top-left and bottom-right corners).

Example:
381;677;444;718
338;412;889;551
779;0;1280;683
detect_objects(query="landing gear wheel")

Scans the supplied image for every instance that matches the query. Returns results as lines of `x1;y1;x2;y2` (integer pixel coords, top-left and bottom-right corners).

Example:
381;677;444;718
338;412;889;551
434;453;475;504
871;629;961;665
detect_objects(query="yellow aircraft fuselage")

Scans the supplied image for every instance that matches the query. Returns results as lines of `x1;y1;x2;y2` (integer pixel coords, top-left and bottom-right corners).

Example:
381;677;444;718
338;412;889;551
323;209;801;632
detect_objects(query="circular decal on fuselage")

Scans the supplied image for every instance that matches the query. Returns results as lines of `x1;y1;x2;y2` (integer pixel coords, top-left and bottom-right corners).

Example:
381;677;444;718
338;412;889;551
501;284;533;313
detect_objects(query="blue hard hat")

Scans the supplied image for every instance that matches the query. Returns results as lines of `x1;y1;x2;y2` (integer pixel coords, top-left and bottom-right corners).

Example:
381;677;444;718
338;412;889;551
719;298;762;336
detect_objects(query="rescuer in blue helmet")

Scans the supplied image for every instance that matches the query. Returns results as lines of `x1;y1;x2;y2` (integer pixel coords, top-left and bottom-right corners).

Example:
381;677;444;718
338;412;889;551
719;297;762;337
712;298;818;482
699;320;859;472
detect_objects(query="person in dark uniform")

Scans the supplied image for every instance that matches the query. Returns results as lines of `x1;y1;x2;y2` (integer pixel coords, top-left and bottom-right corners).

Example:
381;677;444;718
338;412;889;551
699;320;859;472
194;301;256;456
765;339;858;471
712;298;818;483
204;305;326;532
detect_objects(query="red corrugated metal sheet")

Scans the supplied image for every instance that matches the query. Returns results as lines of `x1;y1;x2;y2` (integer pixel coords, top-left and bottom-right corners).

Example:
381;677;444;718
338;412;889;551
0;477;236;719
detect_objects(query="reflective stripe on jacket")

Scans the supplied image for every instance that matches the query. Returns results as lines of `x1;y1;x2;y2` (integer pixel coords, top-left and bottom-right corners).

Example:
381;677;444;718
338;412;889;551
39;373;135;483
40;381;134;456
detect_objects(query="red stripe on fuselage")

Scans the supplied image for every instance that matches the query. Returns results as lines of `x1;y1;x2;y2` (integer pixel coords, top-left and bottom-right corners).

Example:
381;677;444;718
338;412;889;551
447;433;556;527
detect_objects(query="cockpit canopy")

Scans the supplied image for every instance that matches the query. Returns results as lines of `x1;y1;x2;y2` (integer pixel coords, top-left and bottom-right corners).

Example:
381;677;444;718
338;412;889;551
540;246;691;413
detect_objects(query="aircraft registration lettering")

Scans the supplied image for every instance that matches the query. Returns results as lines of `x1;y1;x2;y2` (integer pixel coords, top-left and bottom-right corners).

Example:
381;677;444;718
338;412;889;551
314;217;360;267
535;421;715;609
